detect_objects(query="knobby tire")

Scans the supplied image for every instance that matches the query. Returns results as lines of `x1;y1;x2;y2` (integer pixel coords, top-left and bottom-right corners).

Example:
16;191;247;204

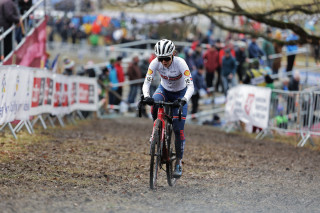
150;120;161;190
165;121;176;186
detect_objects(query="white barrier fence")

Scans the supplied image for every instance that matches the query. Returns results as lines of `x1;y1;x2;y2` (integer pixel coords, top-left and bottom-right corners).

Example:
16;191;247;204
0;65;98;138
224;83;320;147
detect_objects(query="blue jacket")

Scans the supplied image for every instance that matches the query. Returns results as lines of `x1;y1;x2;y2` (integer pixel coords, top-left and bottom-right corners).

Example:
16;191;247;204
107;64;119;91
286;33;298;52
248;42;264;59
191;70;206;93
221;56;237;77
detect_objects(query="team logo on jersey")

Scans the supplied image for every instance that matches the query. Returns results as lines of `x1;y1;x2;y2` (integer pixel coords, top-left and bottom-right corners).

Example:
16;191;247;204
184;70;190;76
147;69;153;75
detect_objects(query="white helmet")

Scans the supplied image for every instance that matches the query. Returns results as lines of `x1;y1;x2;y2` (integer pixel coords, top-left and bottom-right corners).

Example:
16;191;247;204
154;39;175;57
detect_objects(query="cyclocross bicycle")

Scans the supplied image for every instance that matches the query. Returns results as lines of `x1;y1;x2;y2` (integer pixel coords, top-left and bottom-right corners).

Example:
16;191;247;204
138;97;183;190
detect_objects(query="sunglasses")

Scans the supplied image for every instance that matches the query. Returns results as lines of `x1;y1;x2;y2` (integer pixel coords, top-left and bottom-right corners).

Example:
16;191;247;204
158;57;171;62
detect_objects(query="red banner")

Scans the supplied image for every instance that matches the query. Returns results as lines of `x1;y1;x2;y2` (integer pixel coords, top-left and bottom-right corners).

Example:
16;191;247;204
3;18;47;68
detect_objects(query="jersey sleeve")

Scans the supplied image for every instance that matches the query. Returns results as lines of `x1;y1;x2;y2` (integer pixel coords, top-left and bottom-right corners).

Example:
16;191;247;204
142;59;157;97
180;60;194;102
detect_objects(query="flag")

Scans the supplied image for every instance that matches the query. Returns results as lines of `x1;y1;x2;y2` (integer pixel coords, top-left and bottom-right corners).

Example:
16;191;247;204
51;54;60;73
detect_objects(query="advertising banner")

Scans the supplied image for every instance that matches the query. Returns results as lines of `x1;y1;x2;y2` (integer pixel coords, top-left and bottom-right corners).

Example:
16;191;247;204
0;66;33;125
72;76;98;112
52;74;70;115
29;69;54;116
225;85;271;129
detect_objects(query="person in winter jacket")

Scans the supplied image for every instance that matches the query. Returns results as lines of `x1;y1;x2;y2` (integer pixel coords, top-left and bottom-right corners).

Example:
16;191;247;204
221;48;237;96
203;44;219;95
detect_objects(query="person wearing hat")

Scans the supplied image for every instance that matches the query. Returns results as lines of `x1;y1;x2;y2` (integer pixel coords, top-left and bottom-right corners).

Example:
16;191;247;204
63;58;75;76
262;29;275;69
221;48;237;97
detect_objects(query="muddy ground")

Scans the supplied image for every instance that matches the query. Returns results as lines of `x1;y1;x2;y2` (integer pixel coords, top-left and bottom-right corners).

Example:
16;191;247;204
0;117;319;213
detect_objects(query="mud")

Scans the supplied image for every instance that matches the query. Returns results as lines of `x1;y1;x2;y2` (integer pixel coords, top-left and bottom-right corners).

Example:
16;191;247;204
0;117;319;213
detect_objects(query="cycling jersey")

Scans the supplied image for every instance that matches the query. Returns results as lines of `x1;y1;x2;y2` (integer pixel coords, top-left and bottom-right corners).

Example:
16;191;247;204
142;56;194;101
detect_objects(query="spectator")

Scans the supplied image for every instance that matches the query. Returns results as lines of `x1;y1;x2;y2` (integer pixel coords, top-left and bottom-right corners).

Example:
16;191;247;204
184;47;196;72
313;41;320;66
286;71;300;115
192;43;204;69
219;40;236;66
114;56;125;107
0;0;20;59
286;31;299;72
62;57;75;76
127;55;142;107
235;41;248;83
84;60;96;78
18;0;32;15
272;30;283;76
203;44;219;95
97;67;110;115
221;48;237;97
16;0;32;43
262;29;275;69
191;65;207;115
288;71;300;91
215;39;223;93
243;59;267;87
107;59;119;107
248;36;264;59
281;77;290;91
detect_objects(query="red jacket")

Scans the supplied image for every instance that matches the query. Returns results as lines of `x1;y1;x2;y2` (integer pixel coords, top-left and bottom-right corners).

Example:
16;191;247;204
115;62;125;83
203;49;219;73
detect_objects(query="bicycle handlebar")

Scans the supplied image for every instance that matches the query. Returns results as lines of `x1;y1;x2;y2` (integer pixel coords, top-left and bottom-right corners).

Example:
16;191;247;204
138;95;183;121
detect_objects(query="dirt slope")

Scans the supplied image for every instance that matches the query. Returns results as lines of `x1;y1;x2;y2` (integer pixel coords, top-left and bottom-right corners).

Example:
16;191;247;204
0;117;319;213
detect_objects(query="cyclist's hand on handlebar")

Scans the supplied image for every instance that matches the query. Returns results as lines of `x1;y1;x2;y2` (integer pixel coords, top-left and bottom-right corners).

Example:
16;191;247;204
173;97;187;107
144;96;154;105
180;97;187;106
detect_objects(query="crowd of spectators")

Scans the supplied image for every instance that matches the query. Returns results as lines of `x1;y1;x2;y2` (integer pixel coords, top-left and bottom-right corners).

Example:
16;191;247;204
57;22;308;117
2;2;314;121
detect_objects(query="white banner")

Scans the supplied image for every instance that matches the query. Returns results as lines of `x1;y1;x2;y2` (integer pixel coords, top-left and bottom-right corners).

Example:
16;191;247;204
225;85;271;129
52;74;71;115
0;66;98;124
29;69;55;116
72;76;98;112
0;66;33;125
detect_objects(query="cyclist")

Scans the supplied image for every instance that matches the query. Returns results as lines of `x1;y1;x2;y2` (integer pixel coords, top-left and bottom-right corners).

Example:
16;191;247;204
142;39;194;178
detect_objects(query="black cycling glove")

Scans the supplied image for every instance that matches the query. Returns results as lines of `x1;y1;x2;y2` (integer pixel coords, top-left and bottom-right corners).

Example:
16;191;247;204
173;98;187;107
144;96;154;105
180;97;187;106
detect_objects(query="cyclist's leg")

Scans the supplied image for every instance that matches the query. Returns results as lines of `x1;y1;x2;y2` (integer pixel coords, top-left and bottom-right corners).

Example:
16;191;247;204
172;104;187;161
168;87;187;177
172;103;187;177
151;85;167;120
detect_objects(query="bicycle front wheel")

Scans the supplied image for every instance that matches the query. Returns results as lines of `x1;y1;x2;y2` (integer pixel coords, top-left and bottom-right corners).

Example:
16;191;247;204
150;120;161;190
165;122;176;187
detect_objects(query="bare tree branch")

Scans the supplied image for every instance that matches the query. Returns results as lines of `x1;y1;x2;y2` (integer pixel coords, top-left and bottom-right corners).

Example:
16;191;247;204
102;0;320;44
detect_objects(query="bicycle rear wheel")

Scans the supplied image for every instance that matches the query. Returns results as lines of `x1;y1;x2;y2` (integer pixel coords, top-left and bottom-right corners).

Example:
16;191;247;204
165;122;176;186
150;120;161;190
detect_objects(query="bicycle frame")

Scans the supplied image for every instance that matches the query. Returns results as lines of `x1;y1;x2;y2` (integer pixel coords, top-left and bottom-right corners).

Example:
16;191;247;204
151;103;171;163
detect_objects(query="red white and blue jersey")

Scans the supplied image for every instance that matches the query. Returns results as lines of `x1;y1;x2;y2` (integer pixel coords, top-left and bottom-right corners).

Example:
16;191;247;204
142;56;194;101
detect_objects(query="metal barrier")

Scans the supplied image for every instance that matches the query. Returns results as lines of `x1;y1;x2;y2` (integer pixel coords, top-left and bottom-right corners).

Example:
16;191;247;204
257;87;320;147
